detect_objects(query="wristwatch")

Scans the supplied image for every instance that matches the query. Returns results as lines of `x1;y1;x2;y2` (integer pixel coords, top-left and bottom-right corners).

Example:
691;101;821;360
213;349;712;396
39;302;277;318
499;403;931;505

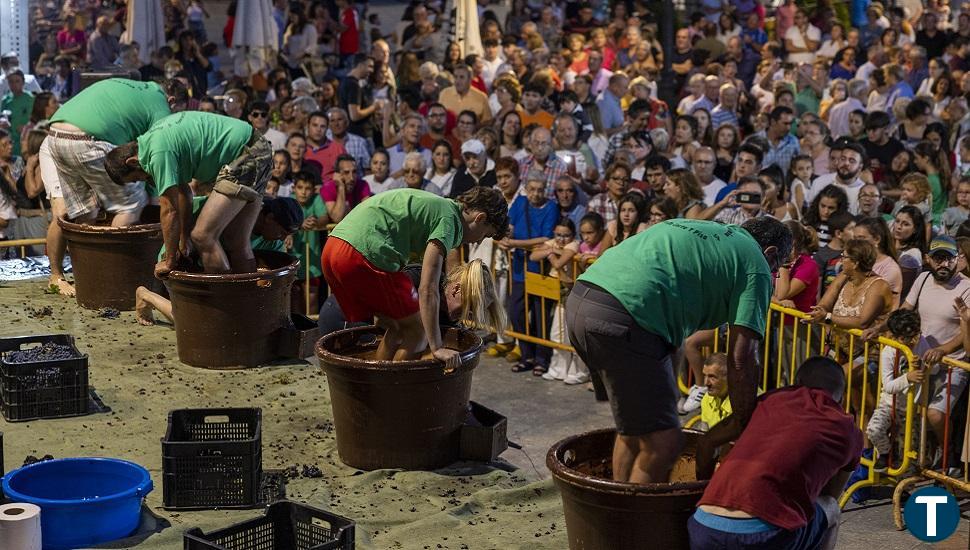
825;312;832;322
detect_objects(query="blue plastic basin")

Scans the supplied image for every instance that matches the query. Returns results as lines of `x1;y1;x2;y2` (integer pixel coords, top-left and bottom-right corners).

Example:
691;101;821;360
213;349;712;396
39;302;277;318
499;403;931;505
1;457;153;550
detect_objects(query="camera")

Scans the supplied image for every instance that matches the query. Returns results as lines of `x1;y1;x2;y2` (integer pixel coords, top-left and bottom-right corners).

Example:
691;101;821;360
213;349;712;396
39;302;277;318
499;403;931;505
737;192;762;205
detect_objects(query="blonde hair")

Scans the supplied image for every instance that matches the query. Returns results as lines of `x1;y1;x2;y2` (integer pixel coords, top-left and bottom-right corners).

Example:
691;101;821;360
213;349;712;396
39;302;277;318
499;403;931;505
447;259;507;332
901;173;932;203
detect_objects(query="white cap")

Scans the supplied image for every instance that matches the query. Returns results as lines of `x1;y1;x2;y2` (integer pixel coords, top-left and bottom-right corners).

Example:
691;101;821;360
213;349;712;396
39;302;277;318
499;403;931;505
461;139;486;156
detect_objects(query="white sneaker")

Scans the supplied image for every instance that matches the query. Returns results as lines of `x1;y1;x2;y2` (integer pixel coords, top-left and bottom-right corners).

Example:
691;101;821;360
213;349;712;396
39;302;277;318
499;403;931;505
678;385;707;414
564;372;589;385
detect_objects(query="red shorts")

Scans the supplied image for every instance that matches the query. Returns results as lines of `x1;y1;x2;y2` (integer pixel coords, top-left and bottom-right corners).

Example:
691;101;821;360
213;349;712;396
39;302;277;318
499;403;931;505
321;237;419;322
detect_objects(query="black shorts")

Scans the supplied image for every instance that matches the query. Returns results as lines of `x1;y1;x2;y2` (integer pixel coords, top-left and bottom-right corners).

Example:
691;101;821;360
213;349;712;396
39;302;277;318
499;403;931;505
566;281;679;435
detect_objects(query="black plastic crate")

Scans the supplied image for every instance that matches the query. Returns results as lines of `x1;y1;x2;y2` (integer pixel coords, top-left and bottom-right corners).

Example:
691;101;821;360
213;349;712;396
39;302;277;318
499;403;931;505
0;334;89;422
163;408;262;510
183;500;355;550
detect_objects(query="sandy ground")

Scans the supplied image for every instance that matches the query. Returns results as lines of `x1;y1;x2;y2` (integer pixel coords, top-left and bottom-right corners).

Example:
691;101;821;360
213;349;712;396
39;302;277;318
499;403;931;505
0;280;574;549
2;279;969;549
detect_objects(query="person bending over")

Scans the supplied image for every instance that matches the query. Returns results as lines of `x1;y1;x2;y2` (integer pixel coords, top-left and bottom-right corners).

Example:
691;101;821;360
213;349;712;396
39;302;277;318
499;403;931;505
322;187;508;369
135;197;304;325
567;218;792;483
105;111;273;277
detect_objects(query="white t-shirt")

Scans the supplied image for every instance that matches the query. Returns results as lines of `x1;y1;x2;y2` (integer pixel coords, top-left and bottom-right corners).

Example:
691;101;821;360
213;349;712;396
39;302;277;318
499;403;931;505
785;24;821;65
905;272;970;360
807;173;864;214
702;178;727;207
363;175;400;194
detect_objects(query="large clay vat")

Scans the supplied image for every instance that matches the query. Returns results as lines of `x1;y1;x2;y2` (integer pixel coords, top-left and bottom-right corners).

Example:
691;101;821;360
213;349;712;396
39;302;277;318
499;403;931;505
165;250;298;368
315;326;483;470
547;428;709;550
58;219;162;310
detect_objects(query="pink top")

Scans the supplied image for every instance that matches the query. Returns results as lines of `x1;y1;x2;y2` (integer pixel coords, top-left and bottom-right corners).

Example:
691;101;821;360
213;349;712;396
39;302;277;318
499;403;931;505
57;29;86;57
579;241;602;255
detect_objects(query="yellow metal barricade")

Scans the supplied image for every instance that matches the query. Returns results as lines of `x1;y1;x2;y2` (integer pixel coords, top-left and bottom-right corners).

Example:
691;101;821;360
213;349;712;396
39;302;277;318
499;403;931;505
0;237;47;259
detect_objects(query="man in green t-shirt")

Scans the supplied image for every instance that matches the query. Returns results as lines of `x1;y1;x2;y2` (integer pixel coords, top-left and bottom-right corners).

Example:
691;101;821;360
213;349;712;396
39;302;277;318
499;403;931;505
137;196;304;326
0;71;32;158
39;77;188;296
105;111;273;278
567;218;792;484
322;187;508;368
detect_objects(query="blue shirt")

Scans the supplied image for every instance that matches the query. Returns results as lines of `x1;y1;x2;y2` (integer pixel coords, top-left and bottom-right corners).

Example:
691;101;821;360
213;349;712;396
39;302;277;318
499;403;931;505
596;89;624;131
740;28;767;48
760;132;801;175
509;196;558;282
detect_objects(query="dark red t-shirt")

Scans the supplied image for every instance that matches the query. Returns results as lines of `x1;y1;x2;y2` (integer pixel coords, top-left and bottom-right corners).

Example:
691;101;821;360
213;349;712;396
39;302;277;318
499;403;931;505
698;386;863;530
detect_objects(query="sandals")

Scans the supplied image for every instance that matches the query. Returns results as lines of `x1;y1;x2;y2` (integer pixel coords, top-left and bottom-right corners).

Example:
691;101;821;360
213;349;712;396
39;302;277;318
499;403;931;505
512;359;545;374
511;361;531;373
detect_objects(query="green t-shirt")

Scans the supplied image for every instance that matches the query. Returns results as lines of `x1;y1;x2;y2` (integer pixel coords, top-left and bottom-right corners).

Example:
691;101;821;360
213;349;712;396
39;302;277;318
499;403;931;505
49;79;170;145
2;92;33;157
291;195;327;279
329;189;464;272
578;219;773;347
137;111;252;197
928;173;947;219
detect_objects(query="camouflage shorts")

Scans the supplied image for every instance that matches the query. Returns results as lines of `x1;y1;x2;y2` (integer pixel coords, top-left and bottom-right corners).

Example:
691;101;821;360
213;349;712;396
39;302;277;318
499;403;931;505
212;134;273;202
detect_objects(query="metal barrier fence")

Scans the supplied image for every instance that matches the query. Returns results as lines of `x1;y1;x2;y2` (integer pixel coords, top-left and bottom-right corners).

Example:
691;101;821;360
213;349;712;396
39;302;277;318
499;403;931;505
0;237;46;259
496;244;970;515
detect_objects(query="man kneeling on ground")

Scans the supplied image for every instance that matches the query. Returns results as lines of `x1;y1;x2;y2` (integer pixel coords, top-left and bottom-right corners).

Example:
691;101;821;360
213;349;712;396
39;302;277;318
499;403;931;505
689;356;863;550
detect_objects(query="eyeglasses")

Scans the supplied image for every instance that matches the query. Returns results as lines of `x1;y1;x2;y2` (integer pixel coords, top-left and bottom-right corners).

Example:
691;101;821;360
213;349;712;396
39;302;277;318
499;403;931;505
931;254;958;264
250;111;268;118
403;168;423;175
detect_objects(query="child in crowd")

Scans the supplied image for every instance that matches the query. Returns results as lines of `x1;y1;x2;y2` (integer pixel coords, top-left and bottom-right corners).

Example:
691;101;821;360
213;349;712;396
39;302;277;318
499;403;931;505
698;353;731;432
913;141;949;220
891;173;932;222
648;197;678;226
604;192;648;247
364;149;395;194
942;177;970;236
812;211;856;297
290;172;330;314
530;219;588;384
866;309;926;471
264;176;280;198
271;150;294;197
788;154;814;219
803;184;849;248
575;212;607;271
559;90;593;142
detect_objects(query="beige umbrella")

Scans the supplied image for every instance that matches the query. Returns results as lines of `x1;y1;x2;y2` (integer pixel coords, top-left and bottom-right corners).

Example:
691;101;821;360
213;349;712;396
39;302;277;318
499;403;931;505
454;0;483;57
231;0;279;77
121;0;165;65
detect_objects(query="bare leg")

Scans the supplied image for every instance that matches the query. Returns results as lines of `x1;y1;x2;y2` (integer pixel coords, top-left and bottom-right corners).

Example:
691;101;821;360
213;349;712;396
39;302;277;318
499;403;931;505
109;207;144;227
46;198;77;296
615;429;684;483
684;329;716;385
219;199;261;273
135;286;174;325
191;193;249;273
375;316;402;361
390;314;428;361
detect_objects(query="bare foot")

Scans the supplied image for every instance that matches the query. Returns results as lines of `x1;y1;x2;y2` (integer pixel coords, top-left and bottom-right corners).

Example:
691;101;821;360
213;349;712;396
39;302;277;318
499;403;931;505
134;288;155;326
51;277;76;297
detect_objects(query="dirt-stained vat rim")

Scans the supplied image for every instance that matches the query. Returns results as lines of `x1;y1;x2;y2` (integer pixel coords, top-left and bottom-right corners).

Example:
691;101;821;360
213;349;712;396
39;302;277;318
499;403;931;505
547;428;710;496
166;250;299;283
316;325;483;373
58;218;162;236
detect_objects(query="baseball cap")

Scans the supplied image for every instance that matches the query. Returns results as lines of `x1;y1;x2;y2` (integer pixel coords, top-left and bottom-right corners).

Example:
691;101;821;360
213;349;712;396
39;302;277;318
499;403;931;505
929;235;959;257
262;197;304;233
0;51;17;60
461;139;486;157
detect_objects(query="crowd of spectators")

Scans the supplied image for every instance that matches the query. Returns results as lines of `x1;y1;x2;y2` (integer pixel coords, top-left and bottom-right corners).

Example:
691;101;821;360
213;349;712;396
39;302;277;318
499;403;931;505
3;0;970;473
